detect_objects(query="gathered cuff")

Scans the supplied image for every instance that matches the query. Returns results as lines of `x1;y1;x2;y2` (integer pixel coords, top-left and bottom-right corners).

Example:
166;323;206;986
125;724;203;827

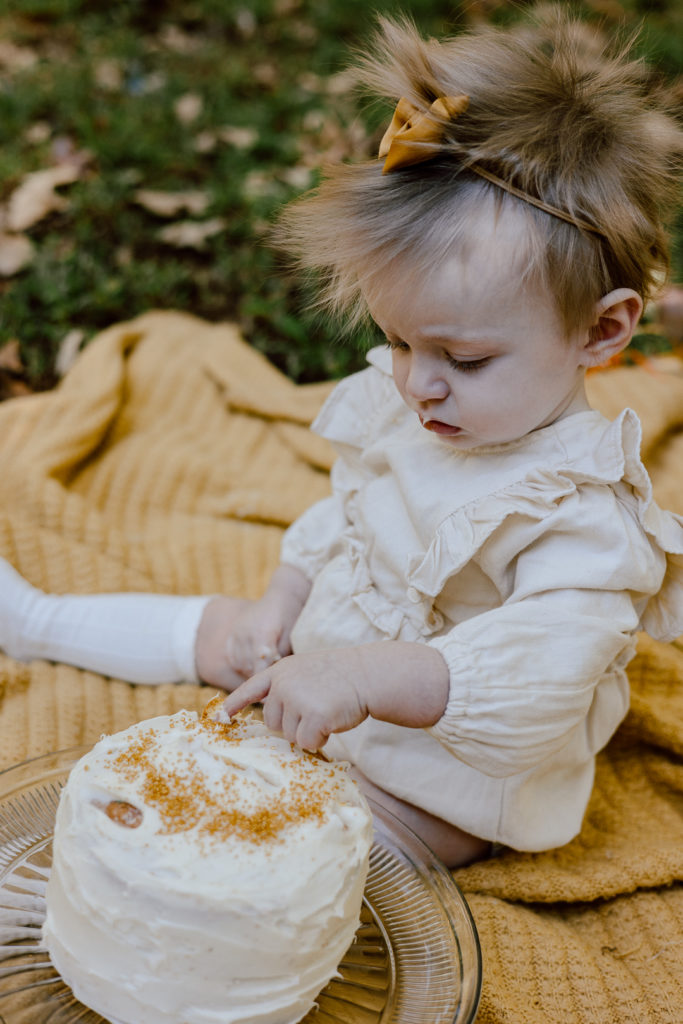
425;603;634;778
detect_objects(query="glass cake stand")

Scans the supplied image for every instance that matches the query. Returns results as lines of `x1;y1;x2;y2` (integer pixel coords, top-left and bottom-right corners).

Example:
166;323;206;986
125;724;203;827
0;747;482;1024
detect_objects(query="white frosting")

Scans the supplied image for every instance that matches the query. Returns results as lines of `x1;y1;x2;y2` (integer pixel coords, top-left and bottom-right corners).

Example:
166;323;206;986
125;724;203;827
43;702;373;1024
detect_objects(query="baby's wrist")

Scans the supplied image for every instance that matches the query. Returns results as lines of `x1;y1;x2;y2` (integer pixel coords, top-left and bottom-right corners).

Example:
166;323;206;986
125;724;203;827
359;641;450;728
194;597;228;673
194;596;248;689
264;564;312;614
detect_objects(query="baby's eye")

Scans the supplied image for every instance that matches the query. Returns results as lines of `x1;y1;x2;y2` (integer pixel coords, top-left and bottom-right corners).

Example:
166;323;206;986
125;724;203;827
385;339;410;352
445;354;490;373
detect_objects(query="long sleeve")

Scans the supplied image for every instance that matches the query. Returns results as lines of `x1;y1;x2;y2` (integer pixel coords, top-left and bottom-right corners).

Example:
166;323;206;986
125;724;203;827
0;558;210;684
428;592;636;776
279;491;348;582
281;355;398;582
427;486;663;776
280;436;367;581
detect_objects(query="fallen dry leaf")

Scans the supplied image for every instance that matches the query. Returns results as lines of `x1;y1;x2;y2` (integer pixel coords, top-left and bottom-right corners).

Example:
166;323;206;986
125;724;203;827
325;69;357;96
157;218;226;249
218;126;258;149
297;72;324;94
243;170;279;199
301;108;325;132
158;25;203;54
253;62;277;88
6;164;83;232
134;189;210;217
23;121;52;145
55;328;86;377
0;339;24;373
114;245;134;267
194;126;258;154
298;109;370;166
234;8;257;38
174;92;203;125
287;20;317;43
280;166;313;190
274;0;303;14
94;58;123;91
194;130;218;154
129;71;166;95
0;233;34;276
51;136;93;168
0;339;37;400
0;40;39;72
119;168;144;186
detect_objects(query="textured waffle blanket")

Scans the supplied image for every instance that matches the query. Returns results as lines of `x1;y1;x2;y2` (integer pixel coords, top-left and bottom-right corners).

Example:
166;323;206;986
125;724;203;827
0;310;682;1024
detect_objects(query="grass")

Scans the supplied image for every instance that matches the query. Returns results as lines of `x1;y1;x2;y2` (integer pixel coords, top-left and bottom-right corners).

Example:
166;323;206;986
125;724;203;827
0;0;682;390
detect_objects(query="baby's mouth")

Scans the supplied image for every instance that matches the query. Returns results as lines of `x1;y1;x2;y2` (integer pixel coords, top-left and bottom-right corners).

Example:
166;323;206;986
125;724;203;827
420;417;463;437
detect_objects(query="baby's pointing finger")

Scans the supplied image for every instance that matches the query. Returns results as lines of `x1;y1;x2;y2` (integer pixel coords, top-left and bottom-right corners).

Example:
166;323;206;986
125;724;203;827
219;672;272;720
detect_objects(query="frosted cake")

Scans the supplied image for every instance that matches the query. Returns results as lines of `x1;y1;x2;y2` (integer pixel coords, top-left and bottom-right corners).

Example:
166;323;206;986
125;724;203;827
43;696;373;1024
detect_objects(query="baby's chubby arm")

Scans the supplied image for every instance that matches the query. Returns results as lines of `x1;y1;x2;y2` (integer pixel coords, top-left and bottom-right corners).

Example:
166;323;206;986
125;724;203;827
195;564;312;691
219;642;450;751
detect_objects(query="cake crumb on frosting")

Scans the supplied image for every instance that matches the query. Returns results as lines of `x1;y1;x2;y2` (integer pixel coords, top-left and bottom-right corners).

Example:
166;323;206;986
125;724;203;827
103;697;345;845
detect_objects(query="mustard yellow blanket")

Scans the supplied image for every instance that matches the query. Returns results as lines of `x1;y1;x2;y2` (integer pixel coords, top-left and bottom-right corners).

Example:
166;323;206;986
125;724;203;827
1;310;682;1024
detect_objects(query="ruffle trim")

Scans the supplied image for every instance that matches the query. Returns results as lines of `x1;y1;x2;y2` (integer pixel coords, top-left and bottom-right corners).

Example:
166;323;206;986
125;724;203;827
311;348;400;451
406;410;683;642
314;361;683;643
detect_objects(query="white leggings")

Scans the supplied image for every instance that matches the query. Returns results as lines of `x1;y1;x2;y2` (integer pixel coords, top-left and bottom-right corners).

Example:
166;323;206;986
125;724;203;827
0;558;210;684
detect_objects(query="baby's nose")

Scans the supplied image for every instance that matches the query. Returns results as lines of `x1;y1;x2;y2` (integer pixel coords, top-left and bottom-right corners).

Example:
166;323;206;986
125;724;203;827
405;360;449;402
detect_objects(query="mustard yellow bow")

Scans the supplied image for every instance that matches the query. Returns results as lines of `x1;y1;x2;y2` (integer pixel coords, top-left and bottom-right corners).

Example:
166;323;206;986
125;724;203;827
378;94;470;174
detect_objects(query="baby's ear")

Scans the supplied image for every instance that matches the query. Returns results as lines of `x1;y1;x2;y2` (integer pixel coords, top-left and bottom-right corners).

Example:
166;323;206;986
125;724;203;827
580;289;643;368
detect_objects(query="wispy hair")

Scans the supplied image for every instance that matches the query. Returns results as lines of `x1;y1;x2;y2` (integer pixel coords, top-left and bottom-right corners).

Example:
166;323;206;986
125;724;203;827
276;6;683;335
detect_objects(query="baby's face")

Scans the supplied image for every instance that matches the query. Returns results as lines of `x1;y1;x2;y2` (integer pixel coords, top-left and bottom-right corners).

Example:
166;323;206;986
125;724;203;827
366;208;593;450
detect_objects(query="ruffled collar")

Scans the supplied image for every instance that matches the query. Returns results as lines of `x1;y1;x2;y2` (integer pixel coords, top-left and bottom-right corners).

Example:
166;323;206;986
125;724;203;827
316;347;683;643
359;344;622;466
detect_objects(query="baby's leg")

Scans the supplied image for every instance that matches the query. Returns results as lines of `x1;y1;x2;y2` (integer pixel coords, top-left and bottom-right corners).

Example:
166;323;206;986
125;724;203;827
351;767;491;868
0;557;231;685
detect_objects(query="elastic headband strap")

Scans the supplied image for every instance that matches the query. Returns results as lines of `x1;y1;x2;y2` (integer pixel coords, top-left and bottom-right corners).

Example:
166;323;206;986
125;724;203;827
380;95;605;237
466;163;603;236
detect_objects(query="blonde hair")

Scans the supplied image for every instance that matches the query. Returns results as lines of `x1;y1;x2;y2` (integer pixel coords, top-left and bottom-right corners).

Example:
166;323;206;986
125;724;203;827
277;7;683;334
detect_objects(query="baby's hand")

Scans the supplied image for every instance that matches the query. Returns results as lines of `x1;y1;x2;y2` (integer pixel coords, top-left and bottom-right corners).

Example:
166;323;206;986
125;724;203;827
220;648;369;751
195;565;312;691
194;595;291;690
194;596;252;691
223;598;288;678
218;640;451;747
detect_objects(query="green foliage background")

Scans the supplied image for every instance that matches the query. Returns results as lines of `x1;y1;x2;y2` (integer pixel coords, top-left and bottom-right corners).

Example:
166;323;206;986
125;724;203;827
0;0;681;388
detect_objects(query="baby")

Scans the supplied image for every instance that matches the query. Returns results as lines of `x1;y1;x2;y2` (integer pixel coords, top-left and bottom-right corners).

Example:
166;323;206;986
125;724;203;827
2;8;683;866
215;8;683;862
